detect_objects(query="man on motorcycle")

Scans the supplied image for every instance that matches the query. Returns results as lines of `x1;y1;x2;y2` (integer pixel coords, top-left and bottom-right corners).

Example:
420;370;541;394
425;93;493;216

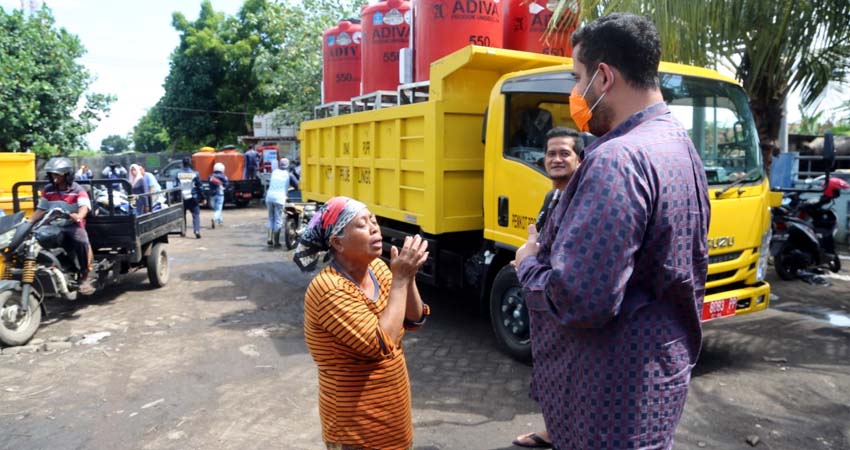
27;157;95;295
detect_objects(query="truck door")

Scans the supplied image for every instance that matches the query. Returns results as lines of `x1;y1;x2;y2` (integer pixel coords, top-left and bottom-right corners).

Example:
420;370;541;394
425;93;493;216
484;70;578;249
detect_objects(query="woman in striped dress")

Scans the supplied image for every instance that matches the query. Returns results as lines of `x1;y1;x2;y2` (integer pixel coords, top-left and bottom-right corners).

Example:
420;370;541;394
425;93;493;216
294;196;430;450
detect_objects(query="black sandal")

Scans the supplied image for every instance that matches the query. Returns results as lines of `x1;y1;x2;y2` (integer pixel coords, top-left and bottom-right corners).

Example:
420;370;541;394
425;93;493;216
512;432;553;449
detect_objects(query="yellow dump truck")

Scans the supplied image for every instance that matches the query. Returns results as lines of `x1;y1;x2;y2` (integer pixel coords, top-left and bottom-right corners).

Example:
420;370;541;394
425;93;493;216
300;46;777;361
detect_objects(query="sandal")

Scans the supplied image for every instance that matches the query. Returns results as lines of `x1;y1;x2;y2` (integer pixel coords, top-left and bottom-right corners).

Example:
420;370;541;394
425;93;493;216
512;432;552;449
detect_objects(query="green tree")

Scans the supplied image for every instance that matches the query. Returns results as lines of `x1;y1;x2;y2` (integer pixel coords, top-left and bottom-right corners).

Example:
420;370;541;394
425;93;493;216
154;0;358;147
253;0;360;124
551;0;850;170
100;134;132;153
133;109;170;152
0;6;114;156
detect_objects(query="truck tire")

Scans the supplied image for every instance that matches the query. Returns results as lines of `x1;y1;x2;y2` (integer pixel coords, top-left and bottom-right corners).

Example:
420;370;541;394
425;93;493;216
147;243;170;287
489;265;532;363
284;215;299;250
0;289;41;347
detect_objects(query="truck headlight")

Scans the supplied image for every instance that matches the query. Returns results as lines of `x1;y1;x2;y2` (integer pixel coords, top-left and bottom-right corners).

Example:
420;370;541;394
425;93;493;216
756;227;771;282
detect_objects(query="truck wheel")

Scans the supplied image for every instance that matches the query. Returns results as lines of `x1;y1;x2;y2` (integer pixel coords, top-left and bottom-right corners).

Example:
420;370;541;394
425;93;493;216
147;243;170;287
489;265;532;363
284;215;299;250
0;289;41;347
774;242;801;280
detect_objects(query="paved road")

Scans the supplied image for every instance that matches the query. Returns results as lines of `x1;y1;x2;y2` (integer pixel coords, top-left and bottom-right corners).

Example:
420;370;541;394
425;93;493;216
1;207;848;449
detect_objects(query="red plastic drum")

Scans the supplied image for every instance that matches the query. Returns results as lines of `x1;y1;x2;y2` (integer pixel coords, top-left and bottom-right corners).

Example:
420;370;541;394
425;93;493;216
361;0;412;93
503;0;577;57
413;0;503;82
322;20;363;103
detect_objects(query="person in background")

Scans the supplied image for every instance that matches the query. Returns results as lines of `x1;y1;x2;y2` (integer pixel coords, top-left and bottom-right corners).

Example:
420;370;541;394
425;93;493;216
75;164;93;181
209;162;228;229
28;157;95;295
139;165;163;209
102;160;128;191
294;196;430;450
244;145;259;180
175;157;205;239
264;158;293;248
512;126;584;449
128;164;150;214
513;13;710;450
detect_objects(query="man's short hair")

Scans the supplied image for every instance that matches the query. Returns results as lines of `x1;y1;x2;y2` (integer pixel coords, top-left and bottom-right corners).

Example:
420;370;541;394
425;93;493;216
545;127;584;157
571;13;661;90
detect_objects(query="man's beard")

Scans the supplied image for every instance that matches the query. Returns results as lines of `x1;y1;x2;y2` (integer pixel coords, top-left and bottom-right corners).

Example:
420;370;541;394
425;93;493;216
587;90;612;137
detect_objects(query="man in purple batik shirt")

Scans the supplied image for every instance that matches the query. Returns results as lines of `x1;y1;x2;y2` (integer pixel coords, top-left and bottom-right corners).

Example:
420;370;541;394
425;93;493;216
513;13;711;450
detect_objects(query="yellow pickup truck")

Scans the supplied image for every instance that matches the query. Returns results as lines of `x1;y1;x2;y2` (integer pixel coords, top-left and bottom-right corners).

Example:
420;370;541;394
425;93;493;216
300;46;777;361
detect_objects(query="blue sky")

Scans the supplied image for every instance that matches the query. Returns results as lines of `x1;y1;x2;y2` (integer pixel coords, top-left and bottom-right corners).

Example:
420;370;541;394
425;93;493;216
1;0;245;149
1;0;846;150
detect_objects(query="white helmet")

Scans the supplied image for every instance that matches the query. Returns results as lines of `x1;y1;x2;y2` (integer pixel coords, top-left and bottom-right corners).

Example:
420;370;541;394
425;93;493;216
213;162;225;172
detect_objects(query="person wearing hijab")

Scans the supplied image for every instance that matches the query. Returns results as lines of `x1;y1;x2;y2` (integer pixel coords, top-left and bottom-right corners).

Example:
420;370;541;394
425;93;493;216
295;196;430;450
128;164;149;214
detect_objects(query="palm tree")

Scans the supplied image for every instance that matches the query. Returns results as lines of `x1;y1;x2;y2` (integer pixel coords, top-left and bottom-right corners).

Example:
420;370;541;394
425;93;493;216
552;0;850;170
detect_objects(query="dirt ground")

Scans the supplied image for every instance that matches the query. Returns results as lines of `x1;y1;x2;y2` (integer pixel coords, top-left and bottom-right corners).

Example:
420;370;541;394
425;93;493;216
1;206;849;450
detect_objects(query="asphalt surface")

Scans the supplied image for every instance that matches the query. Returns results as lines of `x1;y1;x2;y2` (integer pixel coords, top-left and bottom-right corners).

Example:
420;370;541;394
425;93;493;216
1;206;849;450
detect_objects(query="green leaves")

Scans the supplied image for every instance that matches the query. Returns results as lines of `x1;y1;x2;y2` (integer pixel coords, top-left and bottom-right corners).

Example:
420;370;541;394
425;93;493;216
154;0;358;148
0;6;114;156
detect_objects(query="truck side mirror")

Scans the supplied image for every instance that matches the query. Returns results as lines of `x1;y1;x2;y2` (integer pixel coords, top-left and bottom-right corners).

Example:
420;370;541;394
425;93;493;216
823;130;836;171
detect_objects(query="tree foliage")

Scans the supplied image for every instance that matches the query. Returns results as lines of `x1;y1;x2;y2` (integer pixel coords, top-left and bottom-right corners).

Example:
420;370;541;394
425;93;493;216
154;0;358;148
100;134;132;153
552;0;850;168
133;109;170;153
0;6;114;156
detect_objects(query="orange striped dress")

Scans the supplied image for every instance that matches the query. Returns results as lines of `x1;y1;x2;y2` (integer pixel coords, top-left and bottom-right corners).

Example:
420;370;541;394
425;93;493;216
304;258;425;450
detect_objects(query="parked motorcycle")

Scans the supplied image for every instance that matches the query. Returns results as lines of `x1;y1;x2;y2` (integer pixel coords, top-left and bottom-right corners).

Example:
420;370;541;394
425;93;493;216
771;132;849;281
283;202;317;250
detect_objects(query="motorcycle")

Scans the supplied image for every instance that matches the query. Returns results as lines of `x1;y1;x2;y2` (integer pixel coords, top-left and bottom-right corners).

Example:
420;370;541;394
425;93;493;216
771;132;849;282
283;202;317;250
0;206;81;345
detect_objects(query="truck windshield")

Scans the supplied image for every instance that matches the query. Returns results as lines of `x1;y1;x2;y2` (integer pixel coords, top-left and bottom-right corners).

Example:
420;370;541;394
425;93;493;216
662;74;763;185
501;71;763;186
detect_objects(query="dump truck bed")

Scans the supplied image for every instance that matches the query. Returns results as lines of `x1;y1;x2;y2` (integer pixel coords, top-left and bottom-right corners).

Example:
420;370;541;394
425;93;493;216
299;46;565;234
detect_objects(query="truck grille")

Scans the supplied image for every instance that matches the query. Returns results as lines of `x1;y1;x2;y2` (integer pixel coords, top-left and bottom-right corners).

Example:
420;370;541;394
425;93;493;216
707;269;736;282
709;251;742;264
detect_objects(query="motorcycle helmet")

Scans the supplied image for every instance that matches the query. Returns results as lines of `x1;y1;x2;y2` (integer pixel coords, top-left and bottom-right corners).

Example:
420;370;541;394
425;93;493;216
44;157;75;185
824;177;850;199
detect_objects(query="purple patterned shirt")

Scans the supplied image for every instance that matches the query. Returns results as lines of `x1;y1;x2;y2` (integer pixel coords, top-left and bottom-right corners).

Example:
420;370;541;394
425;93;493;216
517;102;710;450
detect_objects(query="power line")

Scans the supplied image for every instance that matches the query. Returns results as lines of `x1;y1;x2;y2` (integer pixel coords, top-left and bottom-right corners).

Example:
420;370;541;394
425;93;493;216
153;105;252;116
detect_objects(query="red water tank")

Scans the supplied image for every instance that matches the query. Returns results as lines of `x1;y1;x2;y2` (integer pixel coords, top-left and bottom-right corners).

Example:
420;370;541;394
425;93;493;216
413;0;503;82
503;0;577;57
322;20;363;103
361;0;411;93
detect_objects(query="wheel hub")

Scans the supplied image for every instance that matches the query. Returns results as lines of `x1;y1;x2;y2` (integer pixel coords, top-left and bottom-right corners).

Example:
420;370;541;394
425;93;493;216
500;287;529;342
1;304;21;325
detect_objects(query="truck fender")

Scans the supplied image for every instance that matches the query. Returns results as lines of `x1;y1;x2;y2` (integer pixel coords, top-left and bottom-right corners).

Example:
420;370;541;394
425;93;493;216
475;245;516;311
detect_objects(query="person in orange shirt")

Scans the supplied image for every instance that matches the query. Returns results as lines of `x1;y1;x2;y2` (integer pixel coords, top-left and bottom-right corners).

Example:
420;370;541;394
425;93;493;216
294;196;430;450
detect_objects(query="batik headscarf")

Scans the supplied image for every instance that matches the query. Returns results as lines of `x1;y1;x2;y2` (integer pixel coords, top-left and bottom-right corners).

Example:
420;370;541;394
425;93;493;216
293;196;368;272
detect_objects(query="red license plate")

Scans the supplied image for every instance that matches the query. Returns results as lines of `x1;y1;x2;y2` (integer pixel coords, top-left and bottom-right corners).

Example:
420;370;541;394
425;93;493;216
701;297;738;321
